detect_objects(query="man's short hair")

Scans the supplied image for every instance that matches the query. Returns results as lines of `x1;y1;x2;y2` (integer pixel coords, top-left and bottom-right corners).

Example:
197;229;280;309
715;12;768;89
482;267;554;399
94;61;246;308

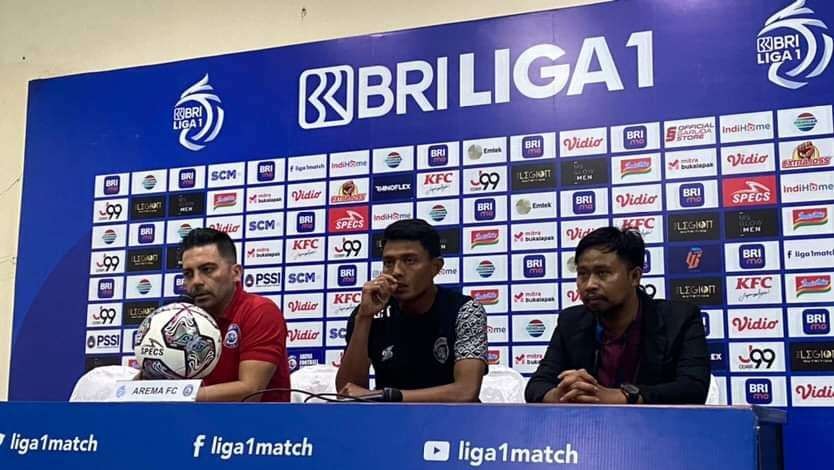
181;228;237;263
382;219;441;258
575;227;644;270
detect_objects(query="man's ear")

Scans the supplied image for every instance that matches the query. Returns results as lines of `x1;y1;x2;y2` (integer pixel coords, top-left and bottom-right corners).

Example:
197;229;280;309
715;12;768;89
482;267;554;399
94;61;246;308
630;265;643;288
232;263;242;282
432;257;445;277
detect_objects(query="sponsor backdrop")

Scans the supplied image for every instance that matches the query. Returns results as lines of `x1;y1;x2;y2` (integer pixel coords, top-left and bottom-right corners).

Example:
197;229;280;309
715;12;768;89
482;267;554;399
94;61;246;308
10;0;834;467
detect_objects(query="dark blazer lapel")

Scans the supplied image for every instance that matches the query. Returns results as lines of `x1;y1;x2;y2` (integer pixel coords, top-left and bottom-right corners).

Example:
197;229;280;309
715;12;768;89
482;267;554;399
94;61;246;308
637;291;668;383
565;308;597;372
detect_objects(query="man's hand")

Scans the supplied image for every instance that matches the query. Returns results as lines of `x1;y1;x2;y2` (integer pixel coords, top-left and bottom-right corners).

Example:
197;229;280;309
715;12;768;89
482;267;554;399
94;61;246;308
357;274;399;319
542;369;599;403
543;369;629;404
339;382;372;398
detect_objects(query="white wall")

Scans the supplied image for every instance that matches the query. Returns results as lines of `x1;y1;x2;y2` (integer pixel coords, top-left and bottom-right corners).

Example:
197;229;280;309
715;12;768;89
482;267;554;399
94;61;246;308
0;0;609;400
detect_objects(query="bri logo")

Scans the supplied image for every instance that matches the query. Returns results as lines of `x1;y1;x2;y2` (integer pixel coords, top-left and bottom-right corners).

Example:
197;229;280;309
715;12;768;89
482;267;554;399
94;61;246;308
739;244;766;269
745;378;772;405
803;309;830;335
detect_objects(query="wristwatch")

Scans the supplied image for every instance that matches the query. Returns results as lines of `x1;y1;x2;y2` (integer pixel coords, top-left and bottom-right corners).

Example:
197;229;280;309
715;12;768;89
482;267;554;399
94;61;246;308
620;383;641;404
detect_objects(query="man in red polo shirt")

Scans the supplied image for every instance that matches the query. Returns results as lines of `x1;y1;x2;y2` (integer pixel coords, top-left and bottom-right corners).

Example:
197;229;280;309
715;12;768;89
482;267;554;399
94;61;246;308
180;228;289;402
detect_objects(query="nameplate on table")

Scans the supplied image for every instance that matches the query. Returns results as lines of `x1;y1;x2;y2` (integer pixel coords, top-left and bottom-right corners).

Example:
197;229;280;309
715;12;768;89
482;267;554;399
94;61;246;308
110;380;201;402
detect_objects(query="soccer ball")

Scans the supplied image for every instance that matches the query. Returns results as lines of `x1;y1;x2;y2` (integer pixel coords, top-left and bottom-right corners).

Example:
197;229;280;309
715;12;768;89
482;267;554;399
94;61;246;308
134;302;222;379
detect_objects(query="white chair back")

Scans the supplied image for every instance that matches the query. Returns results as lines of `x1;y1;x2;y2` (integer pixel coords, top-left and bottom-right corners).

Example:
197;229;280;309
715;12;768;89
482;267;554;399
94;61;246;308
69;366;139;402
479;365;526;403
705;374;722;405
290;364;339;403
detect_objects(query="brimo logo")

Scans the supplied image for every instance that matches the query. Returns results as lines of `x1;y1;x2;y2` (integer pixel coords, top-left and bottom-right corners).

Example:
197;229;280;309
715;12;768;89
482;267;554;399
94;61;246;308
174;74;224;151
298;31;654;129
757;0;833;89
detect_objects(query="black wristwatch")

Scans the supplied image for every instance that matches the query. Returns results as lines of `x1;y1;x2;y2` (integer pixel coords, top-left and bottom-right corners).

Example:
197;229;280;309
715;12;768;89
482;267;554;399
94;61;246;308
382;387;403;402
620;383;641;404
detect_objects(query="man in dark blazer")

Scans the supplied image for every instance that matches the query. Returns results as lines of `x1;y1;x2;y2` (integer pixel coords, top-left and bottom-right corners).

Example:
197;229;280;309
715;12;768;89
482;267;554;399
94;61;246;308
525;227;709;405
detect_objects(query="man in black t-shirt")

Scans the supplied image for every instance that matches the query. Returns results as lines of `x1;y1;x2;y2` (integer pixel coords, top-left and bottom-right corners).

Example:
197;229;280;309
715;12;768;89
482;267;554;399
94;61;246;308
336;219;488;402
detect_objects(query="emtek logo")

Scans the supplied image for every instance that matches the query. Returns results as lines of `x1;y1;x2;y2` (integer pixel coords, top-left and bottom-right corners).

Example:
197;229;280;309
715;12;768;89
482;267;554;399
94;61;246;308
745;378;772;405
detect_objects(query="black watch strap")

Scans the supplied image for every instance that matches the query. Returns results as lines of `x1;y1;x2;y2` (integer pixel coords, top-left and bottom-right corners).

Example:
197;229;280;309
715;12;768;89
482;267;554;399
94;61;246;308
383;387;403;402
621;383;640;404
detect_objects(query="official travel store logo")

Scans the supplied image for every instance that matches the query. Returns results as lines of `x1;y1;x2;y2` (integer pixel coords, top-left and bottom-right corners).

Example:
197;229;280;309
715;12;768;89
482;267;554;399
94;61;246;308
803;308;831;334
757;0;833;89
664;117;715;147
795;275;832;296
722;175;777;208
328;206;369;233
173;74;223;151
746;379;773;405
783;140;832;169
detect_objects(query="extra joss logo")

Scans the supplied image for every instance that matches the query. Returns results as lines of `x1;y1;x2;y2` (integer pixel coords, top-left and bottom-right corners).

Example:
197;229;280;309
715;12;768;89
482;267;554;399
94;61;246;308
757;0;833;89
173;74;224;151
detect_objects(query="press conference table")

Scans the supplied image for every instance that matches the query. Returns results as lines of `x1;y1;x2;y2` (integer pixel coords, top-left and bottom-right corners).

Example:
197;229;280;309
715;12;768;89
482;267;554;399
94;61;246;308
0;402;784;469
